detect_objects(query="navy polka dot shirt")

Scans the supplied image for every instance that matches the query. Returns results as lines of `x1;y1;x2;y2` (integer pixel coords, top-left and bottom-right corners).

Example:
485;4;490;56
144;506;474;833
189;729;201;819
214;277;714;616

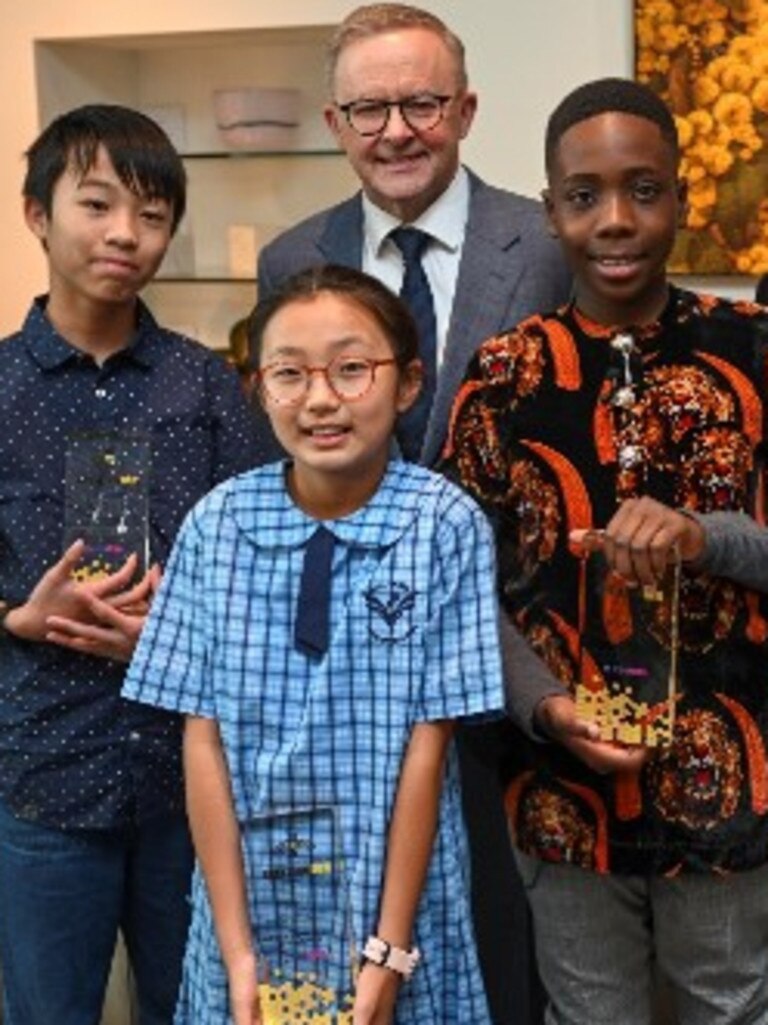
0;297;260;830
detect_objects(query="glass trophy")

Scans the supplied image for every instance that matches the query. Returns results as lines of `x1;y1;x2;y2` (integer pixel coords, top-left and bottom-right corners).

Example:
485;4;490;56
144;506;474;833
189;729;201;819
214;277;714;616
574;539;681;747
64;432;151;581
241;806;356;1024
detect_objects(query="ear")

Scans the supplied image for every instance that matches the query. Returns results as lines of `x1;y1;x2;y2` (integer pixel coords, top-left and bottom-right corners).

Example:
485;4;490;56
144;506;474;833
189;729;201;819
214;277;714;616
541;188;558;238
324;103;343;143
676;177;688;229
396;359;423;414
24;196;49;242
457;90;478;140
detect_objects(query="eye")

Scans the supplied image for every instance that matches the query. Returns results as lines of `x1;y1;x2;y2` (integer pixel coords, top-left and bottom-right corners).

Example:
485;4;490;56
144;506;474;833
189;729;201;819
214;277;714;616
632;179;663;203
403;96;441;119
268;364;304;382
564;186;596;210
81;197;109;213
350;100;387;119
141;207;170;225
335;357;371;379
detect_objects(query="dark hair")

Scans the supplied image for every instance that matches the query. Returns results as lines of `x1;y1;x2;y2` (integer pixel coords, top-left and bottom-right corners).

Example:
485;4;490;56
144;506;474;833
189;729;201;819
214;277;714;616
23;104;187;232
326;3;467;93
248;264;419;370
545;77;679;174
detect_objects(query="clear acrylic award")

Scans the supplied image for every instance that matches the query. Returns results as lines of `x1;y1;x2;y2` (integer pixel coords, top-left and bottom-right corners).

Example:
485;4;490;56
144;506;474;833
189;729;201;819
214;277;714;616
63;432;151;581
241;806;356;1024
574;539;681;747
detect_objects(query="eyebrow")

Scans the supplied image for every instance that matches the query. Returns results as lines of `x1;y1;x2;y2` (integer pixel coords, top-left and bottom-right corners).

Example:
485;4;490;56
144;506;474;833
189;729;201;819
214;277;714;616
266;335;372;359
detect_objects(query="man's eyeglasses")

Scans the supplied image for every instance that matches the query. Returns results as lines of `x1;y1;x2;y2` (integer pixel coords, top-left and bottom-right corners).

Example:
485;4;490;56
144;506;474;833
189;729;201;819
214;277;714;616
258;355;397;405
336;94;453;137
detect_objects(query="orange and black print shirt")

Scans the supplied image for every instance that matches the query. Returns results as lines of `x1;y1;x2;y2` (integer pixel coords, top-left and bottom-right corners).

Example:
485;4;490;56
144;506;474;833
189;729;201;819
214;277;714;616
444;286;768;875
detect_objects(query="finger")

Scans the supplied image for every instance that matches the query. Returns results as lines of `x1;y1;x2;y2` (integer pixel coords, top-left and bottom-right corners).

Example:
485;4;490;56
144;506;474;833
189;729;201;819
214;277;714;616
569;528;604;553
89;553;139;598
78;594;146;638
47;539;87;583
567;735;650;775
107;571;155;609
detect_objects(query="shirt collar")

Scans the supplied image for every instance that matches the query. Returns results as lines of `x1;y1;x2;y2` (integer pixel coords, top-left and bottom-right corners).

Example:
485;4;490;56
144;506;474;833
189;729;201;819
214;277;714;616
23;296;163;371
229;460;432;550
364;165;470;257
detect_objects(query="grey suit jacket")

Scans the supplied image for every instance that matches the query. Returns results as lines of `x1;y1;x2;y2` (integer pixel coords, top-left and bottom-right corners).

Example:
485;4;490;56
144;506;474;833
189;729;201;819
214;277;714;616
258;168;571;466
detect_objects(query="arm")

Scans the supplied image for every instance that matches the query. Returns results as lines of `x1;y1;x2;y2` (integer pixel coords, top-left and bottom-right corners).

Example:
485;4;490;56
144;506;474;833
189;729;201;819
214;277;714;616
571;497;768;592
354;720;453;1025
184;716;261;1025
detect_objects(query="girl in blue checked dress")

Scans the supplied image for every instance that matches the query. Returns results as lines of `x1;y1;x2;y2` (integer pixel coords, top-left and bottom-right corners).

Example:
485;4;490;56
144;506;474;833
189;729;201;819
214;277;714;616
123;266;504;1025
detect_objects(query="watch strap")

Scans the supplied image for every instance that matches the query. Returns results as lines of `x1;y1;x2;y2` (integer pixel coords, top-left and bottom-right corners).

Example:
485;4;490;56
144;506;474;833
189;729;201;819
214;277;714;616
362;935;420;979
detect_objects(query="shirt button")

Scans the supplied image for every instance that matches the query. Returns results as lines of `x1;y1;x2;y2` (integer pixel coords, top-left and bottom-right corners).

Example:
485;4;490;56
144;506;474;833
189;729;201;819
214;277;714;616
128;730;141;742
95;387;107;399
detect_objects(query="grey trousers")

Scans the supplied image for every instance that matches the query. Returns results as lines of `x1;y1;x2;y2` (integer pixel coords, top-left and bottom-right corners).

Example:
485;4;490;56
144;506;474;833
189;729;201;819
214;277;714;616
515;850;768;1025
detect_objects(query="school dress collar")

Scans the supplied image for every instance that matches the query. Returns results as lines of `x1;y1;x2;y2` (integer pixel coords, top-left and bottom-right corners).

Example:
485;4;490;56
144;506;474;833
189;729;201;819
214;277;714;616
228;459;433;550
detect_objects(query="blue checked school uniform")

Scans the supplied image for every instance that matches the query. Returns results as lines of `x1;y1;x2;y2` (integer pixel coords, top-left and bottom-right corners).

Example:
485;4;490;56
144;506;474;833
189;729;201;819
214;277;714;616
123;459;504;1025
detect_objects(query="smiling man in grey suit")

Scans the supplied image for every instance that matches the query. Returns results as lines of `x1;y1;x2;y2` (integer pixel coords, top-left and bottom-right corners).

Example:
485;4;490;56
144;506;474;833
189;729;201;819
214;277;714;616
258;3;570;467
257;7;570;1023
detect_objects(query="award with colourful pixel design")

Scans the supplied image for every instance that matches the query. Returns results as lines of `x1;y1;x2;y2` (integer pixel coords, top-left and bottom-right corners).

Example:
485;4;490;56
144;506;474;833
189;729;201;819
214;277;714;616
242;806;356;1024
574;536;681;747
64;432;150;581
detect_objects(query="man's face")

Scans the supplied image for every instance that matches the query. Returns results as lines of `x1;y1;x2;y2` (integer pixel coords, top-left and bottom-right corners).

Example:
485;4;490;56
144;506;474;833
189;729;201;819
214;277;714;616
544;111;684;327
325;27;477;223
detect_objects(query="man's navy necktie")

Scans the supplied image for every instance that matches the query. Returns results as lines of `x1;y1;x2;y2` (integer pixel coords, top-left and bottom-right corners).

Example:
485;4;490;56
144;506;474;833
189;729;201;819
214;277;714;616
390;226;437;461
294;526;335;658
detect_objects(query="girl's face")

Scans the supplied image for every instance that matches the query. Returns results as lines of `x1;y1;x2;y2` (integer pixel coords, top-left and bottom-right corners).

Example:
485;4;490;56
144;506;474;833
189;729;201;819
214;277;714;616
258;291;420;517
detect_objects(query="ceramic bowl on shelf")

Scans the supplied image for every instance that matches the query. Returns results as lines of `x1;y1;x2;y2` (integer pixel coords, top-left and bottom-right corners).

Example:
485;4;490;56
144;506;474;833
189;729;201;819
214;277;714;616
212;86;300;150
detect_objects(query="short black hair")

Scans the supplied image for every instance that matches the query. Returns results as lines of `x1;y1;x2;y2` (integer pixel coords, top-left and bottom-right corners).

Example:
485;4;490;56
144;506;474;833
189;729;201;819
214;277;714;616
24;104;187;232
248;264;419;370
545;77;679;174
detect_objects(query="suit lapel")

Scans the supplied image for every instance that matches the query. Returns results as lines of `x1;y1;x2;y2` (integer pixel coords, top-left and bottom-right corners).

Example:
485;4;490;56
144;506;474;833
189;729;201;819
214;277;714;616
318;194;365;268
423;175;525;465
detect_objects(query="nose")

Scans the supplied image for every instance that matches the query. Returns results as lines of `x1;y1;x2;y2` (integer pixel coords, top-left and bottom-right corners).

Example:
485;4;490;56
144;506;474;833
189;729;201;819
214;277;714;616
105;208;139;248
381;103;415;144
598;191;636;235
304;368;341;409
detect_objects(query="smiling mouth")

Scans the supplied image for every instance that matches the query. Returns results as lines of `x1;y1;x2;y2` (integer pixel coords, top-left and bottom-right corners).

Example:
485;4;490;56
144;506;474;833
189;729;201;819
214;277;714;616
593;254;642;266
303;425;350;437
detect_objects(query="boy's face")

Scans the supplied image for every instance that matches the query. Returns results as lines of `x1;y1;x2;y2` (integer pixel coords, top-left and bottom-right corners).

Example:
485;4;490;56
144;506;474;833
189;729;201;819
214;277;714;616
544;111;685;327
24;144;173;311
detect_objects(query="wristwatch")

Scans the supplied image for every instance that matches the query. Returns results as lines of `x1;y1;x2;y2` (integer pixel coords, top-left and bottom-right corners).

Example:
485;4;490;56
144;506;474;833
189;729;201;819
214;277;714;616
362;935;421;980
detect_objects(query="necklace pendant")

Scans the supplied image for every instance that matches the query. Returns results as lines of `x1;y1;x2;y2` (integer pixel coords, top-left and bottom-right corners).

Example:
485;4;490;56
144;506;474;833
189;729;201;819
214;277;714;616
611;332;635;355
612;386;636;409
618;444;643;468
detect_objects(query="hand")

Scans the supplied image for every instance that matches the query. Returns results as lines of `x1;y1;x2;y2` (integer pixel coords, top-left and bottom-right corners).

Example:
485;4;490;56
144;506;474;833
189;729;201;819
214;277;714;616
227;952;262;1025
45;563;162;662
6;541;144;648
535;694;650;774
353;963;400;1025
571;496;705;586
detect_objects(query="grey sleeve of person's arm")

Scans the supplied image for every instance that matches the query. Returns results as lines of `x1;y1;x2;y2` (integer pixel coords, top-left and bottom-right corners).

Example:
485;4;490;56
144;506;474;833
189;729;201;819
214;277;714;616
688;510;768;591
499;609;569;740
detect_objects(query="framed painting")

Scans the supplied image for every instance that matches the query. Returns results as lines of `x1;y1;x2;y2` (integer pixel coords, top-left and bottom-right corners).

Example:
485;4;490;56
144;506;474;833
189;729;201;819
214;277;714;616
635;0;768;274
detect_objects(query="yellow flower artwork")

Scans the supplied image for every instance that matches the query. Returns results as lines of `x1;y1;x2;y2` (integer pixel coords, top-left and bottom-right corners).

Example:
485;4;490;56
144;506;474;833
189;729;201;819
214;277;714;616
635;0;768;274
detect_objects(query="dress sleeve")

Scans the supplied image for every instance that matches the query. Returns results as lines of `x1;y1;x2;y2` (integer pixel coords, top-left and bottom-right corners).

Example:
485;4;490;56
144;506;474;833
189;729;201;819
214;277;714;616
415;491;505;722
122;505;214;717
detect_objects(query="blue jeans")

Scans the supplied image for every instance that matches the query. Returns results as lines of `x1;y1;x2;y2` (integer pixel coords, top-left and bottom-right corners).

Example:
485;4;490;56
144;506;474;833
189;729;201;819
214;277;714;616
0;800;193;1025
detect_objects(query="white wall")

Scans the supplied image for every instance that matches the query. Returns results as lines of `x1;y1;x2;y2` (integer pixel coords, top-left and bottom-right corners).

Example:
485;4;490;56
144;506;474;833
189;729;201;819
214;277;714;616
0;0;753;337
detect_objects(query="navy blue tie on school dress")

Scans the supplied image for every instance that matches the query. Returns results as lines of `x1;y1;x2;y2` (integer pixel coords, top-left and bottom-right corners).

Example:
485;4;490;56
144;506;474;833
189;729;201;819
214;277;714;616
294;525;335;657
389;226;437;461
